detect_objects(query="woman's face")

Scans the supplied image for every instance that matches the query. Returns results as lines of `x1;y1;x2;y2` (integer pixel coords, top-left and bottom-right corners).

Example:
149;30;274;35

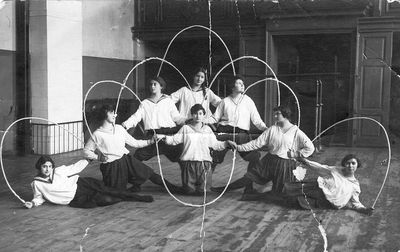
273;110;285;123
106;110;116;123
343;158;358;176
149;80;162;95
193;71;205;87
232;79;245;94
40;161;53;178
192;109;205;123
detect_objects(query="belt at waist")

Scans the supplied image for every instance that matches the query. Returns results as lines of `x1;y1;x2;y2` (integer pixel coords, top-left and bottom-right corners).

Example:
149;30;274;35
145;126;182;137
216;125;248;134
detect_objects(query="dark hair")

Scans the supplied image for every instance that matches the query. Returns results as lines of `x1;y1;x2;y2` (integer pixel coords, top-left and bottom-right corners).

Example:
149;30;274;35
273;105;292;120
147;76;167;91
193;67;208;99
97;104;115;122
35;155;55;171
190;103;206;115
341;154;362;168
227;75;244;94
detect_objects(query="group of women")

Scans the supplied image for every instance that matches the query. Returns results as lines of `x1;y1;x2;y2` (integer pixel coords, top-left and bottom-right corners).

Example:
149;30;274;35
24;67;373;215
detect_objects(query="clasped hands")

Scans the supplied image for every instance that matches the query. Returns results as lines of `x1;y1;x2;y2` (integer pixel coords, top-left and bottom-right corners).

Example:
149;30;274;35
225;140;237;150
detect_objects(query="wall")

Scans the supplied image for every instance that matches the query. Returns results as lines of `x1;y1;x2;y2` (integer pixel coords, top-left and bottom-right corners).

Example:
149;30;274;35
241;29;270;130
82;0;138;103
82;56;136;101
82;0;134;60
0;0;15;51
390;32;400;138
0;0;16;154
29;0;84;154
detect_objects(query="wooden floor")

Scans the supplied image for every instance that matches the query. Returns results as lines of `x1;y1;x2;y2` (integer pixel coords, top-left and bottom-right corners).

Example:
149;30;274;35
0;144;399;251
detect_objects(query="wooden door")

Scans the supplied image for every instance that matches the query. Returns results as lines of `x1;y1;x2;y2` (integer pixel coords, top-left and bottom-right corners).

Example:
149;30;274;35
353;31;392;146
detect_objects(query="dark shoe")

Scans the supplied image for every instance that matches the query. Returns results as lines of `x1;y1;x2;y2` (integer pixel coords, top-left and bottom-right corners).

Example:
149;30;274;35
243;187;258;194
297;196;317;210
137;195;154;202
210;186;225;193
239;192;264;201
125;193;154;203
128;184;141;193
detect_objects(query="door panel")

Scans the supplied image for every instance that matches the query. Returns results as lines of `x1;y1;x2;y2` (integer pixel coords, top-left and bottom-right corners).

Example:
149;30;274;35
353;32;392;146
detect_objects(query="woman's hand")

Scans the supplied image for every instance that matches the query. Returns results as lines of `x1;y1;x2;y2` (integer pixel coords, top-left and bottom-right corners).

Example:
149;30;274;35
24;201;33;209
357;207;374;216
288;149;302;159
97;152;108;162
155;134;166;142
226;140;237;150
121;121;128;130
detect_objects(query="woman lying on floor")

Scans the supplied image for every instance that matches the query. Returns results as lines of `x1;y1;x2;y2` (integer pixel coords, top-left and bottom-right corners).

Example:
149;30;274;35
284;154;374;215
24;155;153;209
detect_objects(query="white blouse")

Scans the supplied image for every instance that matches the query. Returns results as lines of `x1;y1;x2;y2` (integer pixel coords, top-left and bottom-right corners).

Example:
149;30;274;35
164;124;226;162
237;125;314;159
317;167;365;209
31;160;89;206
208;94;267;131
84;125;149;163
123;95;184;130
170;86;221;120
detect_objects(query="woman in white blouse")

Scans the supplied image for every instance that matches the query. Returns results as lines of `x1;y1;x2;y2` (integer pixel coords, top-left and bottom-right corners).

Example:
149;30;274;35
122;76;185;162
211;105;314;198
24;156;153;209
84;104;183;194
285;154;374;215
170;67;221;121
159;104;228;195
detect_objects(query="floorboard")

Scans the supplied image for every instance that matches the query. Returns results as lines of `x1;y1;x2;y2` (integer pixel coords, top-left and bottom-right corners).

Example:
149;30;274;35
0;145;399;251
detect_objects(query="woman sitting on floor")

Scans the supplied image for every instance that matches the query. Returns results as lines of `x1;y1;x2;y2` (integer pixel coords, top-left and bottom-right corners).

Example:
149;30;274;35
24;156;153;209
285;154;374;215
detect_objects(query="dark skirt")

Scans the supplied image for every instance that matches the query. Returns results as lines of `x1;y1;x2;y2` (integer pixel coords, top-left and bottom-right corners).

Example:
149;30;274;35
284;181;334;209
244;153;296;193
100;153;154;190
212;125;260;167
69;177;122;208
180;161;212;194
134;142;183;163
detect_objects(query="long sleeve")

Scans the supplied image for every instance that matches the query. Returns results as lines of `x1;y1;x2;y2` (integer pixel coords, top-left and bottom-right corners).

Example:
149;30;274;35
249;100;268;131
57;160;89;177
123;105;144;129
170;101;186;125
207;89;221;107
302;159;334;177
209;134;226;151
164;127;185;145
31;182;45;206
348;191;366;209
170;88;182;103
237;129;269;152
83;137;98;160
206;127;226;151
123;127;150;148
296;130;315;158
208;100;224;124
